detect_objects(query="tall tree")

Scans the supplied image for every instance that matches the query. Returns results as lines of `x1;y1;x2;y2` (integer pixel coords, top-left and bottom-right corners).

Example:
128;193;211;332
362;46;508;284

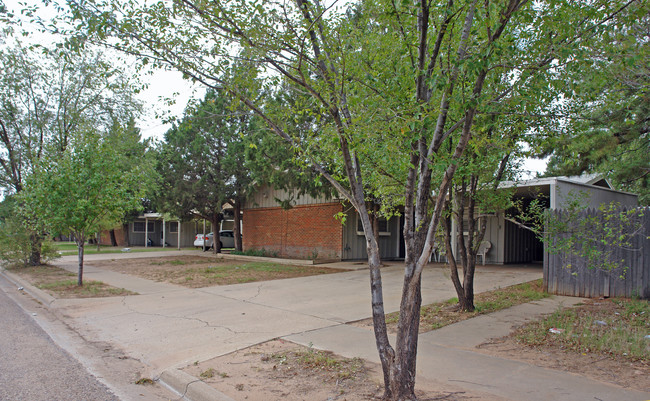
68;0;643;398
0;40;141;263
539;2;649;204
20;129;148;285
106;117;157;247
156;89;245;253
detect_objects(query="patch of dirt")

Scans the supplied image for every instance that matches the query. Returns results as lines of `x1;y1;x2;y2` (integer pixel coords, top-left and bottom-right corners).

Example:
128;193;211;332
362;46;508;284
183;340;494;401
476;299;650;392
6;264;135;298
87;255;345;288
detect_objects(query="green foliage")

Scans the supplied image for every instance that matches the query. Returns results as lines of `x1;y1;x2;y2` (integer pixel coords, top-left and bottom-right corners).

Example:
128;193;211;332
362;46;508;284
230;248;280;258
385;279;548;332
548;204;643;274
155;86;329;226
199;368;216;379
272;346;364;381
0;38;143;264
36;279;134;297
514;191;645;274
473;280;548;313
0;213;58;267
64;0;647;396
21;130;146;239
0;196;59;267
541;2;650;204
155;89;247;226
0;41;141;191
19;129;148;283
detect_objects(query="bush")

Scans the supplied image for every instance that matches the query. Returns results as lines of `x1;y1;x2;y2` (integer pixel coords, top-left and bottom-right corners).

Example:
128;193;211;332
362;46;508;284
231;248;279;258
0;216;59;267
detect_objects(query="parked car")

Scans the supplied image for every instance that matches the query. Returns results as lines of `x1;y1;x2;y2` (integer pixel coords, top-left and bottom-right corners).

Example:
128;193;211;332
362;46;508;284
194;230;236;249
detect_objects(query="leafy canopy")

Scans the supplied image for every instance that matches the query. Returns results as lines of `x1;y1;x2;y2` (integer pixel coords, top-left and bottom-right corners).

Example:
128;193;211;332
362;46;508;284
20;129;147;241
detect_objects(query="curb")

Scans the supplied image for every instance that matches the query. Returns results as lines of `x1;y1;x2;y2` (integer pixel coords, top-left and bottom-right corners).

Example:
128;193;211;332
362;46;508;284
0;268;56;306
206;252;339;266
159;369;235;401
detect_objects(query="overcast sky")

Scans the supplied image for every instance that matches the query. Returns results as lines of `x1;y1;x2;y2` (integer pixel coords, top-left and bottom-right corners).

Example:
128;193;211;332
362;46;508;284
2;0;203;141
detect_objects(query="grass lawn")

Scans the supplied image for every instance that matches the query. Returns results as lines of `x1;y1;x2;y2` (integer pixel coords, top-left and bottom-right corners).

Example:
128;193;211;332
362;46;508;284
6;264;135;298
363;279;550;334
514;297;649;361
53;241;189;256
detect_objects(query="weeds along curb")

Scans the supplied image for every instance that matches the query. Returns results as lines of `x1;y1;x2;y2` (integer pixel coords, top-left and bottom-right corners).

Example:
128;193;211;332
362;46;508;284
159;369;235;401
0;268;55;306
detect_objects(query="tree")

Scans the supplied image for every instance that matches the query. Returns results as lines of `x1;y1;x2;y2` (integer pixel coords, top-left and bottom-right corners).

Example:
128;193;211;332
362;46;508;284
68;0;643;398
0;195;59;266
156;89;243;253
105;117;157;247
20;129;147;285
157;86;326;252
442;119;518;311
0;39;141;263
539;2;649;204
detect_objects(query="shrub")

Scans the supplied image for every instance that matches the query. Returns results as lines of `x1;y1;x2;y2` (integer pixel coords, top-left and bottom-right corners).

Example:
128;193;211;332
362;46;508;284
0;216;59;267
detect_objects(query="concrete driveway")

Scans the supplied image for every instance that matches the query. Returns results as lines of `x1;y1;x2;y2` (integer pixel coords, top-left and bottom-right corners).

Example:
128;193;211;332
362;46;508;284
49;251;542;373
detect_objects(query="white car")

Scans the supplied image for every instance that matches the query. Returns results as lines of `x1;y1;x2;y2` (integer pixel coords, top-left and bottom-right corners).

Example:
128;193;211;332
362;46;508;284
194;230;236;249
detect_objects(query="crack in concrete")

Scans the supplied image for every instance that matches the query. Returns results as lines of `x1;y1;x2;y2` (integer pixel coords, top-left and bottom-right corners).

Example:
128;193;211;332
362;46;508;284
248;282;265;300
448;379;497;388
119;296;243;335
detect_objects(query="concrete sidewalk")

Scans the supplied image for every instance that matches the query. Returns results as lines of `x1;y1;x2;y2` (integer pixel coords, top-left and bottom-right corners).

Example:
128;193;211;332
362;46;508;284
5;251;649;401
286;297;650;401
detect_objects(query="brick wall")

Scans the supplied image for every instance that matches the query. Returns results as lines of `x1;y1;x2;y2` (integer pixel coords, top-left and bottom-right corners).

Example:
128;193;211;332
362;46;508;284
243;202;343;260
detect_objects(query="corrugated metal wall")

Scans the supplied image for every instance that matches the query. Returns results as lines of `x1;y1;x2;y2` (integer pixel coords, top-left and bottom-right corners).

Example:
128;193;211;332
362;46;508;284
503;219;542;263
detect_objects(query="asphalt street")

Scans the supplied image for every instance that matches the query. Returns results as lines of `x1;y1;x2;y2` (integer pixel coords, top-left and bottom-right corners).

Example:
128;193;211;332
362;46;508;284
0;275;118;401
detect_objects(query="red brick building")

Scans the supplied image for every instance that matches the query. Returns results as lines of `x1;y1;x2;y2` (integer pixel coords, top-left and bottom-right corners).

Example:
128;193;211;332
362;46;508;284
243;202;344;260
243;185;402;261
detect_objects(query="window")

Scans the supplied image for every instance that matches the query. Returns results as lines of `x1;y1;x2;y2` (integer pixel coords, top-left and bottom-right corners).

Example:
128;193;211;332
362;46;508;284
356;215;390;236
133;221;155;233
169;222;178;233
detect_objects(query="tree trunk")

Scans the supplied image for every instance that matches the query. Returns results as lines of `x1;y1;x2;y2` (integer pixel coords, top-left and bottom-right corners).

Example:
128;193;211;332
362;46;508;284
76;236;85;286
441;193;474;310
233;200;242;251
28;233;42;266
443;214;466;307
123;223;130;246
371;202;380;244
109;229;118;246
365;238;395;398
359;201;420;400
212;215;223;254
392;266;422;399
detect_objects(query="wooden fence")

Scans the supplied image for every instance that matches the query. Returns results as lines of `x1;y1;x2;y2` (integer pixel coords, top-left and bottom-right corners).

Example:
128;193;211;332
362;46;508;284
544;207;649;299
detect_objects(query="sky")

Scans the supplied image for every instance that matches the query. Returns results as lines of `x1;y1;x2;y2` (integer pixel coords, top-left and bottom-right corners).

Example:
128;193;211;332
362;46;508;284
2;0;203;141
132;70;205;140
2;0;548;177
